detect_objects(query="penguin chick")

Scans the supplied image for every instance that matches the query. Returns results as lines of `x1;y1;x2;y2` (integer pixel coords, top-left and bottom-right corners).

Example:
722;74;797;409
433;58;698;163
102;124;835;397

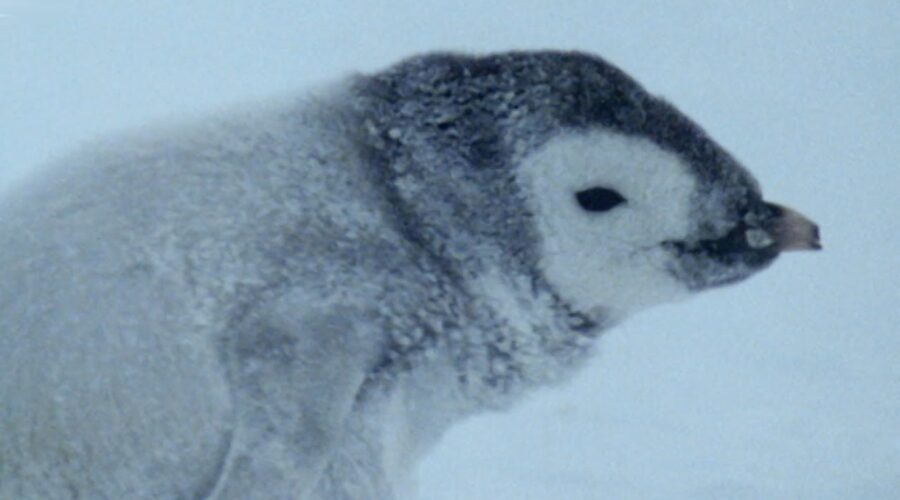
0;51;819;499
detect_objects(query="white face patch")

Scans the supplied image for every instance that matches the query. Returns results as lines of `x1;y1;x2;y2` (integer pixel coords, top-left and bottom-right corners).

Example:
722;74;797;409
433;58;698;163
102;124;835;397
516;128;698;317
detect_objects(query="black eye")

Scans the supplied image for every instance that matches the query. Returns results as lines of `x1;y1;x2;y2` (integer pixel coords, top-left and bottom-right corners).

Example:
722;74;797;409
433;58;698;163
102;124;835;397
575;187;627;212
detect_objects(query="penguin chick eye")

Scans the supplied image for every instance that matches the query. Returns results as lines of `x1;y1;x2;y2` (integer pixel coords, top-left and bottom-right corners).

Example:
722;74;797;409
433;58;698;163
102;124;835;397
575;187;627;212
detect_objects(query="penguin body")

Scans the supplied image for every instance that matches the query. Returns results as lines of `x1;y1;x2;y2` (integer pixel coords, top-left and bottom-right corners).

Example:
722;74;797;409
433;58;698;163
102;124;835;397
0;51;818;499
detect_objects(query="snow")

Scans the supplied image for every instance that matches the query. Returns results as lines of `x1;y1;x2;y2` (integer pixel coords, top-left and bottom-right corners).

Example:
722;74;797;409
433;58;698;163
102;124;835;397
2;1;898;498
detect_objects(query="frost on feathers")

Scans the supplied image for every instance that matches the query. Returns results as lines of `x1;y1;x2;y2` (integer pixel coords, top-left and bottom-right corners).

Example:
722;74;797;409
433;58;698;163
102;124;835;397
0;51;818;499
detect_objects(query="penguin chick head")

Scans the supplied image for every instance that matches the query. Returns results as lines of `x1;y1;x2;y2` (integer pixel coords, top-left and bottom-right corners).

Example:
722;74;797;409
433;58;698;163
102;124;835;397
505;55;822;318
356;51;820;321
517;127;820;318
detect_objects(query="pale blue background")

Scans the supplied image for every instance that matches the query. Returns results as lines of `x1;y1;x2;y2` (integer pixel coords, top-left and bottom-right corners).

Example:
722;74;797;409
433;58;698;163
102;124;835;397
1;2;898;498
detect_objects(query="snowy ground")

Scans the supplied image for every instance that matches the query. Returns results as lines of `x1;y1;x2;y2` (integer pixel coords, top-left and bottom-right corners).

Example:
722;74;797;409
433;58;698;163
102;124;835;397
2;2;898;498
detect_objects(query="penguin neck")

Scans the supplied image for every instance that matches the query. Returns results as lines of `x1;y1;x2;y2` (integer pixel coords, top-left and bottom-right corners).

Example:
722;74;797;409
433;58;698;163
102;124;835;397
446;263;610;410
353;100;613;409
369;155;612;410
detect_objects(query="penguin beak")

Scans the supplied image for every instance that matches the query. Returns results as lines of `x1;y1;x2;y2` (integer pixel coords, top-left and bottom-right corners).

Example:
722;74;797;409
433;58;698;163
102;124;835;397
763;203;821;252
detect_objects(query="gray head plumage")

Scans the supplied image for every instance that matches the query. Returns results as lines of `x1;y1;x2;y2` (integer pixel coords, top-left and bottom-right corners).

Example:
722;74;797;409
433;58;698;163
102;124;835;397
352;51;818;308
